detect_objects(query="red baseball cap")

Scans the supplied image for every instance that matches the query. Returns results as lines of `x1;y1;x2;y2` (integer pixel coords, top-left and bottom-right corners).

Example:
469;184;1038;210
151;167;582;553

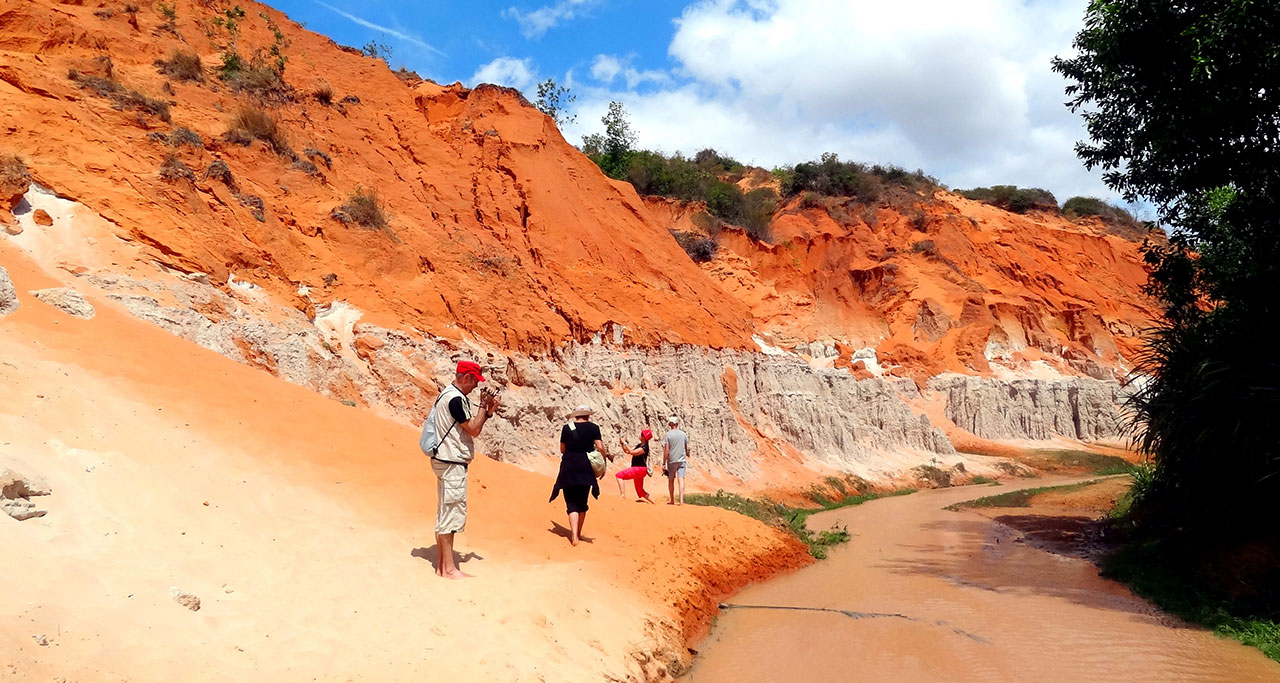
456;360;485;381
641;429;653;440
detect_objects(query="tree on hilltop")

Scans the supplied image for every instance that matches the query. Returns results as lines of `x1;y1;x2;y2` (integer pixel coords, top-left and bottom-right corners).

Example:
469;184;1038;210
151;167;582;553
581;100;636;178
534;78;576;128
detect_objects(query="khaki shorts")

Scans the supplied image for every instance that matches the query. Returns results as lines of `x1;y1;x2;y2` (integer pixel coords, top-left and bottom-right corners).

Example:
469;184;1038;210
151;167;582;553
431;459;468;534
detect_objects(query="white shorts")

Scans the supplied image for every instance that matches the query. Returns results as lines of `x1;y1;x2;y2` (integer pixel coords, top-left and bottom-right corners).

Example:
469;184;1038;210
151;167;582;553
431;459;468;534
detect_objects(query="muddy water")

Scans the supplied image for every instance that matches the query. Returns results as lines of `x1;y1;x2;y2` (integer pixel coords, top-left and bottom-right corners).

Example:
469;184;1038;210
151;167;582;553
688;479;1280;682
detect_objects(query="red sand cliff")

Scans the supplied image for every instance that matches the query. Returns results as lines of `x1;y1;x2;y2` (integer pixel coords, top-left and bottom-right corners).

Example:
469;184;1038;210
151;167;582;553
0;0;753;352
650;191;1157;382
0;0;1157;380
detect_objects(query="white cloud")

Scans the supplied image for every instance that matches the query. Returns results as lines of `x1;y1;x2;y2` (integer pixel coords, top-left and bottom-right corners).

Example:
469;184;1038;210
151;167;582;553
504;0;600;39
590;54;623;83
569;0;1117;202
471;57;538;92
313;1;443;56
589;54;668;89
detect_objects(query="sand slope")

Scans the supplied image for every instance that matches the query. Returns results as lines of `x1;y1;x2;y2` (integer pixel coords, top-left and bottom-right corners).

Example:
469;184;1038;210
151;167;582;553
0;249;807;682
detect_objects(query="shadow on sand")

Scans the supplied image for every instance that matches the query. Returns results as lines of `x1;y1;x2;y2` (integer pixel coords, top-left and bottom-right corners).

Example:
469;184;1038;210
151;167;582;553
411;545;484;572
548;520;592;544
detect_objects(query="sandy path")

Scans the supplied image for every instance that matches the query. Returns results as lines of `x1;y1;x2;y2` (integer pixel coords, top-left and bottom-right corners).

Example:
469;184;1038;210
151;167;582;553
0;250;807;682
688;479;1280;681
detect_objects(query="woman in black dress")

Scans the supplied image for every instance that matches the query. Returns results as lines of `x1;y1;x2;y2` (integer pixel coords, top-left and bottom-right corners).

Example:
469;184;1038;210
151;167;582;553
550;404;610;546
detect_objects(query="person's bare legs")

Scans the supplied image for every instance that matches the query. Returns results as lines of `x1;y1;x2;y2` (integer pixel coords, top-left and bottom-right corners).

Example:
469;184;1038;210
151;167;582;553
616;476;625;497
677;474;686;505
667;473;676;504
567;511;580;546
636;477;654;504
576;510;587;540
436;532;472;579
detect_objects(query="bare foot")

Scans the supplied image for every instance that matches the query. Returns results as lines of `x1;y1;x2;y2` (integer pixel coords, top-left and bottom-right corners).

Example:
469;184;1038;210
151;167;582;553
569;537;578;547
441;569;473;579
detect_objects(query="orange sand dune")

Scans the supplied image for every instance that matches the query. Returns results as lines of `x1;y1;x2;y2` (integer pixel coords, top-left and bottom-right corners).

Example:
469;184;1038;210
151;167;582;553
0;248;807;682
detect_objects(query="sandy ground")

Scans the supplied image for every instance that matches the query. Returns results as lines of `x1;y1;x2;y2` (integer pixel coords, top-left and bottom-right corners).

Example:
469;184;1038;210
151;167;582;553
0;248;808;682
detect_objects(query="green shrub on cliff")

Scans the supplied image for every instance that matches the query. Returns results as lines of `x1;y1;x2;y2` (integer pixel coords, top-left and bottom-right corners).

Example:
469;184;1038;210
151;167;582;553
958;185;1058;213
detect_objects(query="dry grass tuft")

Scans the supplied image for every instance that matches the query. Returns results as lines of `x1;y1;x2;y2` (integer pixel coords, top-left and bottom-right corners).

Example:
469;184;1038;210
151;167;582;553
341;187;387;229
224;105;292;156
313;80;334;105
156;50;204;82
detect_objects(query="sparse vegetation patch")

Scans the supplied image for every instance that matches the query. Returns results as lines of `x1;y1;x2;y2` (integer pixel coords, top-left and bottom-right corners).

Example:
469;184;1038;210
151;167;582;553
671;230;717;263
340;187;387;229
155;50;204;82
224;105;292;156
303;148;331;169
203;159;234;186
312;80;334;105
688;486;915;559
158;154;194;182
1062;196;1152;240
958;185;1058;214
168;127;203;148
67;70;171;122
776;153;937;202
947;480;1101;510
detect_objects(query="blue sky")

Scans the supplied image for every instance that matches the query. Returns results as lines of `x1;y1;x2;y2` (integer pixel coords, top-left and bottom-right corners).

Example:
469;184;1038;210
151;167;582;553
264;0;1136;211
268;1;680;91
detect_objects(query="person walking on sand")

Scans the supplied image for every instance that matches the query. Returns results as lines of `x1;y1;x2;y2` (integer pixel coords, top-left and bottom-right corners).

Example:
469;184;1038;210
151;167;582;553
615;429;655;504
550;405;609;546
420;360;499;579
662;416;689;505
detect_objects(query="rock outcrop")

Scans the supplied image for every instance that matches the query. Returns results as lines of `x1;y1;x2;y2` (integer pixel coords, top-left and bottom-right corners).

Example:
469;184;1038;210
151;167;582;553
927;374;1127;441
30;287;95;319
1;468;52;521
0;266;18;315
93;272;956;478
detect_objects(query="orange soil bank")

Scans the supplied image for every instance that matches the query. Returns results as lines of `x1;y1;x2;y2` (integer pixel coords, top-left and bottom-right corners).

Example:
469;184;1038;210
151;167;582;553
0;248;807;681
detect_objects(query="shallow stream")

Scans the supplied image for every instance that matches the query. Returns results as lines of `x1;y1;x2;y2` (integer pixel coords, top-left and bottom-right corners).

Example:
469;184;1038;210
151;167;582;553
687;479;1280;681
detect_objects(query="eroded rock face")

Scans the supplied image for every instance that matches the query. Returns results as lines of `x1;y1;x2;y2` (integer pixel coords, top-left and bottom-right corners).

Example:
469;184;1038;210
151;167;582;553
90;272;1128;481
30;287;95;319
93;274;955;479
0;266;18;315
927;374;1126;441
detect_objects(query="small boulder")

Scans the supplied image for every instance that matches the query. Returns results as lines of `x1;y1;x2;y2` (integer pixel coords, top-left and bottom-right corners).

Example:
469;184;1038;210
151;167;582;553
0;469;51;498
0;156;30;219
32;209;52;226
169;587;201;611
3;223;20;236
30;287;95;319
0;266;17;315
3;497;46;521
0;468;51;521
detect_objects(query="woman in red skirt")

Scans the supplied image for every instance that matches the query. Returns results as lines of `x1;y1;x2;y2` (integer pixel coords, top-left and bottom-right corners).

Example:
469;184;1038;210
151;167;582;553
615;429;655;503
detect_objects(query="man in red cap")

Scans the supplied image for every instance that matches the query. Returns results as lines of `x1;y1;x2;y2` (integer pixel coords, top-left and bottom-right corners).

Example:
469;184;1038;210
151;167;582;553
421;359;499;578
